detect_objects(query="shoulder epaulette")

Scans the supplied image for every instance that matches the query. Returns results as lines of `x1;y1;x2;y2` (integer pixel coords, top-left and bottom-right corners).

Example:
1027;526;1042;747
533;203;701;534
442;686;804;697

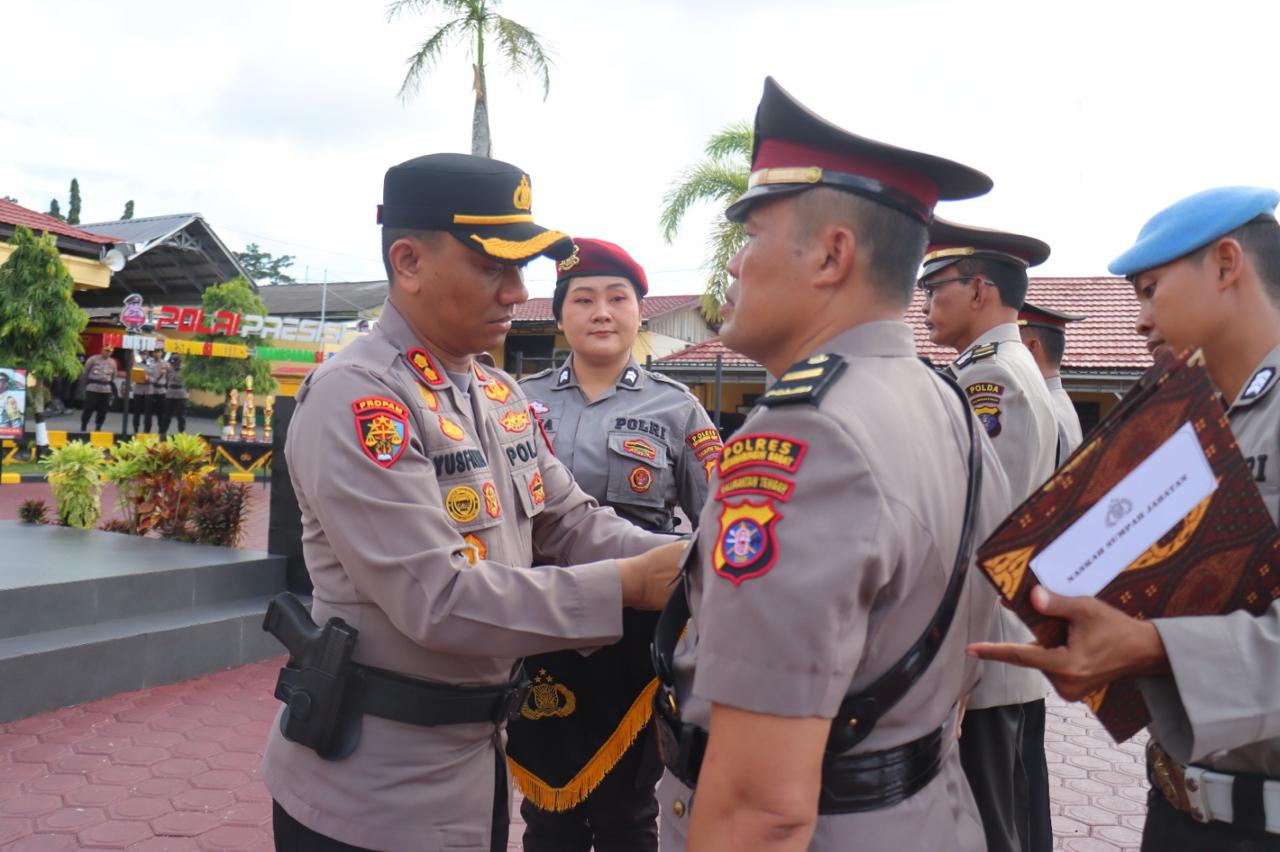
647;369;693;393
952;341;1000;371
517;367;554;385
759;353;847;407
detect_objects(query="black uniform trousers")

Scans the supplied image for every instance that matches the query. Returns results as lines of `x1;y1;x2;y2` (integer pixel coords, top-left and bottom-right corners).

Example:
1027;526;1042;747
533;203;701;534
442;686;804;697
960;699;1052;852
1142;787;1280;851
273;801;376;851
80;390;111;431
131;393;156;433
520;724;662;852
160;397;186;435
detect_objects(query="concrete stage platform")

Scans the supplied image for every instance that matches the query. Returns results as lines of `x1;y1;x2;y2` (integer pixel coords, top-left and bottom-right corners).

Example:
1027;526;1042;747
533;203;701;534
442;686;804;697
0;522;285;723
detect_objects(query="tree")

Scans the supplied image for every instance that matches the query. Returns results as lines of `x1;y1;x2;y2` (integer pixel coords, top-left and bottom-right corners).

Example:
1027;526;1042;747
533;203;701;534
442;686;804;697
659;121;752;321
67;178;81;225
122;200;134;220
390;0;553;158
182;277;278;409
0;226;88;422
46;199;64;221
234;243;296;286
1;196;17;204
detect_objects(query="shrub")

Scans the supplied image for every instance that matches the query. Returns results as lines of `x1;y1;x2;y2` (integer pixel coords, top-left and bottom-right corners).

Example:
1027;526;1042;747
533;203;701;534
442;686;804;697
40;441;106;528
99;518;133;534
18;498;48;524
104;433;212;537
187;474;252;547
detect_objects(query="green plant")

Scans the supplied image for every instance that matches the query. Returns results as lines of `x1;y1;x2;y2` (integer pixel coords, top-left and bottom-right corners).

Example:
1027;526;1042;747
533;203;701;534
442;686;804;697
18;498;48;524
181;277;277;409
186;474;252;547
41;441;106;528
103;433;212;537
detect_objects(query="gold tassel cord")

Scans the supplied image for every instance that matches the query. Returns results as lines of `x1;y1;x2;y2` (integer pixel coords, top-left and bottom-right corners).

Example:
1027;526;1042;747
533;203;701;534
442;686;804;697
469;230;568;260
508;678;660;812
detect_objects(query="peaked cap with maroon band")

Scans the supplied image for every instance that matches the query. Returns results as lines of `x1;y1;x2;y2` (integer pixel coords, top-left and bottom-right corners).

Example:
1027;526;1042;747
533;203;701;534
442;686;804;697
725;77;992;225
556;238;649;295
1018;301;1086;334
920;217;1052;281
378;152;574;265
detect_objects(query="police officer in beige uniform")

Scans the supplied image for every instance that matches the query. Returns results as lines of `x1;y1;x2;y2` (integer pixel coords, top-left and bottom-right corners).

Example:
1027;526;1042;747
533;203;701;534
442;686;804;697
919;219;1057;852
1018;302;1086;466
260;154;686;852
973;186;1280;851
652;77;1014;852
509;239;717;852
79;344;119;431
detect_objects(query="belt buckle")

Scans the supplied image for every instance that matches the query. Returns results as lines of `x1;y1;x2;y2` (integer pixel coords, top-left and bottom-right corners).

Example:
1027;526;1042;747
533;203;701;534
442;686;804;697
1148;741;1196;818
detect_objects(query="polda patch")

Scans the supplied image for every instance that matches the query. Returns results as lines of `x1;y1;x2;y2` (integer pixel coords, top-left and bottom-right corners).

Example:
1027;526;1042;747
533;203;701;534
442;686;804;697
717;433;807;476
352;397;408;469
714;499;782;585
966;383;1005;438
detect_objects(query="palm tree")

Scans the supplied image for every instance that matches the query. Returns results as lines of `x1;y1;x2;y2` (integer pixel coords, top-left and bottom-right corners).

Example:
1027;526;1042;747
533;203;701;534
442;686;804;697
659;121;752;320
389;0;553;158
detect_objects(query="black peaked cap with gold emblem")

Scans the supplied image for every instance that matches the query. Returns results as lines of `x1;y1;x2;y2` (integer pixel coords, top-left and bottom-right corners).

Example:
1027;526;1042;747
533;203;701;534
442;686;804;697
725;77;993;225
1018;301;1085;334
378;153;574;264
920;217;1051;281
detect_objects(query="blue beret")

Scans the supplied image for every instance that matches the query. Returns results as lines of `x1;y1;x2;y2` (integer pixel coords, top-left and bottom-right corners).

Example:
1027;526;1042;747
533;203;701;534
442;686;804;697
1108;186;1280;277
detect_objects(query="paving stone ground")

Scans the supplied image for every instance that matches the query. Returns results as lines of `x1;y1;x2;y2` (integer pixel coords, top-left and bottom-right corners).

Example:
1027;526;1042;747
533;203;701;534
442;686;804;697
0;485;1153;849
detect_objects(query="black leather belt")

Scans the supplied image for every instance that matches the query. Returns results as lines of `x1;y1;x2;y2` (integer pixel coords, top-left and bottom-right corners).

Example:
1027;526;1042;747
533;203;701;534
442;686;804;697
818;726;944;814
350;663;530;728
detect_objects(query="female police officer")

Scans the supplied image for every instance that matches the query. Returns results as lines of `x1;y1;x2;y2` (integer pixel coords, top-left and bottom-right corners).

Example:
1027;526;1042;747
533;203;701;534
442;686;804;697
506;238;720;852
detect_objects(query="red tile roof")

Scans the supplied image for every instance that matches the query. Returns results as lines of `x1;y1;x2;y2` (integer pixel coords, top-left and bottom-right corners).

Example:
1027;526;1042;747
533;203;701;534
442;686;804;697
515;294;701;323
658;278;1151;373
0;199;118;245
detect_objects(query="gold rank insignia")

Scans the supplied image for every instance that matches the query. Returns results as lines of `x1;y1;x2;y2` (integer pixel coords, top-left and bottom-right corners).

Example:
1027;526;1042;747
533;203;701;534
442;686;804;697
446;485;481;523
760;352;847;407
351;397;408;469
483;379;512;404
521;668;576;720
417;384;439;412
407;347;446;386
439;414;466;442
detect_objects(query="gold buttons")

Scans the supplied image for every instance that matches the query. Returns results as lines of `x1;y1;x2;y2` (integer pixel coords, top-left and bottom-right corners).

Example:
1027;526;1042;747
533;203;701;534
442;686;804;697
672;799;686;818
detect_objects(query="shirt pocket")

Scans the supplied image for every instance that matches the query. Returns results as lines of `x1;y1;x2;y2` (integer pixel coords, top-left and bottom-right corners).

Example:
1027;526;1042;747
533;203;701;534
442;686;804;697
434;470;505;534
510;465;547;520
605;432;670;509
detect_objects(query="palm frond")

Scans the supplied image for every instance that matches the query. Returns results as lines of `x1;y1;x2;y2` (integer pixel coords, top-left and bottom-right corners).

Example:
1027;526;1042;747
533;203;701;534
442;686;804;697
704;121;753;160
386;0;475;22
397;17;464;101
658;162;749;244
492;15;553;99
698;217;745;322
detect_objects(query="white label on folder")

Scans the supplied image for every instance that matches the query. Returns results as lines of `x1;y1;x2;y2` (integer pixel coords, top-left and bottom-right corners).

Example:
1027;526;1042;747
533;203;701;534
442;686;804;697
1030;421;1217;597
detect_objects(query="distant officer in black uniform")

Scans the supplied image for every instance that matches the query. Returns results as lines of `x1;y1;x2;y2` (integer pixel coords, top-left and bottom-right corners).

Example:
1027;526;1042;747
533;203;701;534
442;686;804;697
507;238;718;852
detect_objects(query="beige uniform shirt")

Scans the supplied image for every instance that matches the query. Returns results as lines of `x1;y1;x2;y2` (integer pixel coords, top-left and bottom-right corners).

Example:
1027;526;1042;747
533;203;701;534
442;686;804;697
659;320;1013;852
81;353;117;393
1142;345;1280;776
950;322;1056;708
261;300;664;851
1045;376;1084;466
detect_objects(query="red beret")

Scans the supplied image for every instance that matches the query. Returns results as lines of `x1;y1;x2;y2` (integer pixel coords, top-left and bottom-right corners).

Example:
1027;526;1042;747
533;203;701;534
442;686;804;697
555;238;648;296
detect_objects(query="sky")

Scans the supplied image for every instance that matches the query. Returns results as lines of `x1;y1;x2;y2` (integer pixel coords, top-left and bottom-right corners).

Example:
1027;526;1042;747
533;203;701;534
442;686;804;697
4;0;1279;298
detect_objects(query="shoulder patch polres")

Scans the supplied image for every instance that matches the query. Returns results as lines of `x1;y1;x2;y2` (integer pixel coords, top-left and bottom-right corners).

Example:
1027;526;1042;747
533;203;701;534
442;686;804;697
759;353;847;407
951;341;999;372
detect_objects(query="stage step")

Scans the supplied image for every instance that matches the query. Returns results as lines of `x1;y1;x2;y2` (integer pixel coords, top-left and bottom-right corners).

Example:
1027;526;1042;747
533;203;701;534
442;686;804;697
0;522;287;722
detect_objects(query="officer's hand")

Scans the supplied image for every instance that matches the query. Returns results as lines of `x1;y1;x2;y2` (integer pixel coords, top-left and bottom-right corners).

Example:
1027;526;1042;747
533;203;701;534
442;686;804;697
618;540;689;610
966;585;1170;702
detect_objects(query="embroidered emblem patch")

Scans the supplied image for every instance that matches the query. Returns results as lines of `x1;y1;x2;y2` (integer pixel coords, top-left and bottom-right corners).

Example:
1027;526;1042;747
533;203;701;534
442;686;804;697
621;438;658;460
461;533;486;566
714;500;782;585
703;458;717;482
483;482;501;518
498;409;531;433
716;472;795;503
1242;367;1276;401
530;400;550;414
628;465;653;493
483;379;511;403
513;174;533;211
521;668;576;720
966;383;1005;438
557;243;581;272
718;434;807;476
621;367;639;387
352;397;408;469
557;368;571;386
686;428;720;453
473;362;491;383
439;415;466;442
530;405;556;456
529;471;545;506
445;485;481;523
417;385;439;412
407;348;445;386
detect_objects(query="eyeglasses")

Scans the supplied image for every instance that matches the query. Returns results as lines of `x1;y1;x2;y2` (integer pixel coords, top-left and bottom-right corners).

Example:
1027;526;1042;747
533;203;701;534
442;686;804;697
916;275;986;299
